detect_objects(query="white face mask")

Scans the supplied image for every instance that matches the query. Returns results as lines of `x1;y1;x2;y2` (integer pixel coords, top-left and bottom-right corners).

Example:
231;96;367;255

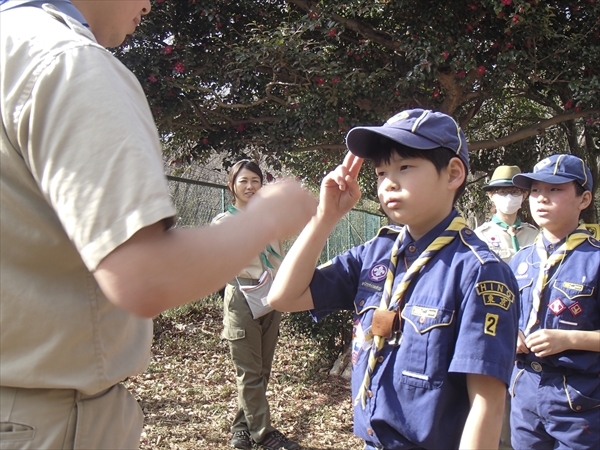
492;193;523;215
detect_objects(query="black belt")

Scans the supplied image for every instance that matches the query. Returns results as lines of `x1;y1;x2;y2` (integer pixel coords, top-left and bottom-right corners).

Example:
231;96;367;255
517;361;574;375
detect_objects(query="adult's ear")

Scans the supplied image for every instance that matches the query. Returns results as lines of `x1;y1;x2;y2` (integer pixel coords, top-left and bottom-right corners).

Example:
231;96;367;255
447;157;466;190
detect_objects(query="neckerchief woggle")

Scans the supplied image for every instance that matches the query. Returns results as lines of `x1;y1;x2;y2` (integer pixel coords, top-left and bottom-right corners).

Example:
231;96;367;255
523;224;590;336
227;204;281;269
355;215;467;407
492;214;522;252
0;0;88;26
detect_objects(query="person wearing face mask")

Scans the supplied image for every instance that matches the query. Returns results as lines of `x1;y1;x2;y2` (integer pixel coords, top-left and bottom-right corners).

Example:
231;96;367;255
474;165;539;450
475;165;539;264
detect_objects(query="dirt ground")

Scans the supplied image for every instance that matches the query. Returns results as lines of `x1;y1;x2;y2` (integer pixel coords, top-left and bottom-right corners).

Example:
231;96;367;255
125;299;363;450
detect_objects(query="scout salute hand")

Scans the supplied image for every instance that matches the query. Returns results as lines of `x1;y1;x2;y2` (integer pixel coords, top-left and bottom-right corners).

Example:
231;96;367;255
318;152;364;224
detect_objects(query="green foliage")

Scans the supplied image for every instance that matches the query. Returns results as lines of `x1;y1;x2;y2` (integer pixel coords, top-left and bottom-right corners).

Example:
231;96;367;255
115;0;599;220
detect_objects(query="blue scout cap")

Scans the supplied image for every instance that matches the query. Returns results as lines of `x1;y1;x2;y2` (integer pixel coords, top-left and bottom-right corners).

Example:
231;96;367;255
345;109;470;171
512;154;593;192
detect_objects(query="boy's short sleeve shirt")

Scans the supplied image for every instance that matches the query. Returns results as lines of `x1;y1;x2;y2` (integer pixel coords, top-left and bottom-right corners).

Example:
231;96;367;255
509;234;600;374
310;211;520;449
0;6;176;394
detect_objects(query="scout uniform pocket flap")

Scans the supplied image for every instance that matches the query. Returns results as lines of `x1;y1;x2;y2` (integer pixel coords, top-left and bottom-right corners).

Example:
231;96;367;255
402;305;454;334
553;280;594;300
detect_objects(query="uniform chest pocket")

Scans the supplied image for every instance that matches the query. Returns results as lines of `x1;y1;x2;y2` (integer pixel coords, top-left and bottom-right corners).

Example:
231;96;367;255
401;304;455;333
553;280;595;300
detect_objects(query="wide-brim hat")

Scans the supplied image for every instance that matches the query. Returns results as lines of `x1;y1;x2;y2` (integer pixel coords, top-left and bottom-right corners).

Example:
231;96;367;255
345;109;470;172
482;165;522;191
512;154;593;192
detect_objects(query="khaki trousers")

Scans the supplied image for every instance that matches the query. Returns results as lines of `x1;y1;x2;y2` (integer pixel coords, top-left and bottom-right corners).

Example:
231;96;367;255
222;281;282;442
0;384;143;449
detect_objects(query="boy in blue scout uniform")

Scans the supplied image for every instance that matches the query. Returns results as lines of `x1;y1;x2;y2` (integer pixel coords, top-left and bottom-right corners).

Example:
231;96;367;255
268;109;520;449
508;154;600;450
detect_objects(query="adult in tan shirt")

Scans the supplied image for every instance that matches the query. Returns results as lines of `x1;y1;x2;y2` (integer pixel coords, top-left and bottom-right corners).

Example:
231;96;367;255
0;2;316;449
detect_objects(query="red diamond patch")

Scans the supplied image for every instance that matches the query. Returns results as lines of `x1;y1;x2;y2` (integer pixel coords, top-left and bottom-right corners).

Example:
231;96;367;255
569;302;583;317
548;298;566;316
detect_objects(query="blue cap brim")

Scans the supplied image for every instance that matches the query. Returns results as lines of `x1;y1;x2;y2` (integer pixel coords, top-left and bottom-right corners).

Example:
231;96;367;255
512;173;580;190
346;127;441;159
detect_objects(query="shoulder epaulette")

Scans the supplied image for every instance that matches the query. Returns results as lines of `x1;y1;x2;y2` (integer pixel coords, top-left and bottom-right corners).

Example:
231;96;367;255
459;227;502;265
522;222;539;230
474;222;493;232
211;212;229;224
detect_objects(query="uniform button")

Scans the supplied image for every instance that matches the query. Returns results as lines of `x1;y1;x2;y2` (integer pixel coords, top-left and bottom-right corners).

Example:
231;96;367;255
531;362;543;373
465;229;473;235
367;428;374;436
377;355;384;363
408;245;416;253
576;405;582;411
368;390;373;398
535;319;540;324
419;317;425;324
548;244;554;250
359;300;365;307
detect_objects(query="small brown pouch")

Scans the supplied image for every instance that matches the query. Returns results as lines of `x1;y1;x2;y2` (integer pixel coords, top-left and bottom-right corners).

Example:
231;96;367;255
371;309;399;339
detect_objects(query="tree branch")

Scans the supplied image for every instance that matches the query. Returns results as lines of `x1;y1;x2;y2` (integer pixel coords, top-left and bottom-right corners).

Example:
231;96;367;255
469;110;599;151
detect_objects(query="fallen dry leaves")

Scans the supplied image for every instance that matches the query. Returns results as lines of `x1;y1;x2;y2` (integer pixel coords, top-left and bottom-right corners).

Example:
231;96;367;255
124;298;363;450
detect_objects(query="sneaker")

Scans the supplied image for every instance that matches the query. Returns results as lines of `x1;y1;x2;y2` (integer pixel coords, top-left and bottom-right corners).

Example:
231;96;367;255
254;430;300;450
231;430;253;449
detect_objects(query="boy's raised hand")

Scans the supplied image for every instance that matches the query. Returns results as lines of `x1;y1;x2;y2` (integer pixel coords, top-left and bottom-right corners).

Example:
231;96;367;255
318;152;364;222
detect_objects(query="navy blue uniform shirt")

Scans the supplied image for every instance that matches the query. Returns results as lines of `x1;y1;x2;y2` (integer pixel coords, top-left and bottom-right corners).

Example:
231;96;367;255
309;210;520;449
509;231;600;374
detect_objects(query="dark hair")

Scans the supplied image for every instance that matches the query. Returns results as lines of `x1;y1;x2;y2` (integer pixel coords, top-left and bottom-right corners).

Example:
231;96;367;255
574;181;586;197
371;141;467;203
228;159;263;205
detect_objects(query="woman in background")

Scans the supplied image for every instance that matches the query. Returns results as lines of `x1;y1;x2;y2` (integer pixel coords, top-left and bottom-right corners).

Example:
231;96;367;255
212;160;299;450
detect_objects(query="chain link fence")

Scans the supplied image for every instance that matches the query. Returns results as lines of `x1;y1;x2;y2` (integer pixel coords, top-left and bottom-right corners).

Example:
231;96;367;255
166;175;385;259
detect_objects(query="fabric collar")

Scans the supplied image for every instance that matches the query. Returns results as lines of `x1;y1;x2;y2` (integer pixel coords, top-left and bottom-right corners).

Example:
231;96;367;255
491;214;522;230
398;209;459;260
0;0;88;26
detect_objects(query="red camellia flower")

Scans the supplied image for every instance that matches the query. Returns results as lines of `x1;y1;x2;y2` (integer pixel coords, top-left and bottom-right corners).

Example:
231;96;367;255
315;77;325;85
477;65;486;76
512;14;519;23
331;77;340;84
164;45;173;54
156;0;164;3
469;4;478;10
148;74;158;83
443;51;449;59
174;62;185;73
466;24;474;32
457;70;466;78
328;29;338;37
336;117;345;123
394;90;400;96
433;89;440;98
574;106;581;112
235;125;245;132
564;100;573;109
202;138;209;145
498;11;505;18
501;0;512;5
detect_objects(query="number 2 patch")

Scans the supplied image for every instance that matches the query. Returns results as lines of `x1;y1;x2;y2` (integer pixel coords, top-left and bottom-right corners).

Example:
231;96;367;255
485;313;499;336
